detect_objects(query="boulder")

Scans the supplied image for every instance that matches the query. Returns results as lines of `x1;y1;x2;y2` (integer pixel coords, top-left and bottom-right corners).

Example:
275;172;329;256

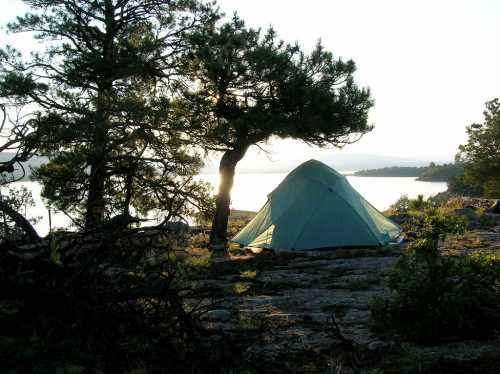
449;208;479;222
204;309;232;322
163;221;189;232
478;213;500;227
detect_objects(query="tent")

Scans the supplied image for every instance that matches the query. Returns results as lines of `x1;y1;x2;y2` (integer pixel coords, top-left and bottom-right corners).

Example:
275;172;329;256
232;159;402;251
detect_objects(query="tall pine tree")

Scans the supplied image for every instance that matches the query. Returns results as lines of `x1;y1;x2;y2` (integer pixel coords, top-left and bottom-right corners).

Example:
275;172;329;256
0;0;218;228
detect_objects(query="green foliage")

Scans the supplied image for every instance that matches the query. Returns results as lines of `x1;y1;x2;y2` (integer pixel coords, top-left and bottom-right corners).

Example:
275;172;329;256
447;174;484;197
390;195;411;214
457;98;500;198
370;212;500;343
408;194;427;211
390;194;431;214
184;16;373;151
417;163;464;182
49;235;63;267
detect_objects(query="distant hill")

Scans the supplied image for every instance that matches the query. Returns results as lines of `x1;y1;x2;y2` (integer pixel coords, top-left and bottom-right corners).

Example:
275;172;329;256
417;163;464;182
354;163;463;182
201;153;452;174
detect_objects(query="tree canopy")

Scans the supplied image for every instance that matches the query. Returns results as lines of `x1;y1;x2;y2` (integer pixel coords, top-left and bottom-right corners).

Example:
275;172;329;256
0;0;218;228
457;99;500;198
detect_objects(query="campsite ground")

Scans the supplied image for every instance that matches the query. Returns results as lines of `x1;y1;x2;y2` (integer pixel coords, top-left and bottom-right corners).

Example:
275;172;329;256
182;209;500;373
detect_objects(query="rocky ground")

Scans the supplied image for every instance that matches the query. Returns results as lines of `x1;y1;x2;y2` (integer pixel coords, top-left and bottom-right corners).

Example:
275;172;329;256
185;212;500;373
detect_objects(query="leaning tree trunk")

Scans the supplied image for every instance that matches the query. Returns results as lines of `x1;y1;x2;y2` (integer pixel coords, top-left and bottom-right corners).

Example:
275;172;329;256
209;145;249;249
0;200;40;241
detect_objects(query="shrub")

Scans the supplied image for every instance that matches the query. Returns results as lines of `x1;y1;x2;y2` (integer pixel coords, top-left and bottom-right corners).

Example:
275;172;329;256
408;194;427;211
391;194;433;215
391;195;411;214
0;228;214;373
370;212;500;343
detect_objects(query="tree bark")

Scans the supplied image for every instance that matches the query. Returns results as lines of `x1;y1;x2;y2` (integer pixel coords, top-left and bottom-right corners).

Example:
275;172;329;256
85;109;107;228
209;145;249;248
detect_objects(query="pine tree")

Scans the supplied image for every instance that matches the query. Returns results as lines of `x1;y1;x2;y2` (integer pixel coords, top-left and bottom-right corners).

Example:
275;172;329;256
0;0;218;228
179;17;373;247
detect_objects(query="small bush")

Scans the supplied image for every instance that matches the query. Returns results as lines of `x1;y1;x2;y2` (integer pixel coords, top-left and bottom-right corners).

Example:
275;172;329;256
370;212;500;343
391;195;411;214
408;194;427;211
391;194;434;215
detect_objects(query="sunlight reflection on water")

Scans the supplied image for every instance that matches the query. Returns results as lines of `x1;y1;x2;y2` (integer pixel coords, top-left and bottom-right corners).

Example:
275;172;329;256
198;173;447;213
10;174;447;237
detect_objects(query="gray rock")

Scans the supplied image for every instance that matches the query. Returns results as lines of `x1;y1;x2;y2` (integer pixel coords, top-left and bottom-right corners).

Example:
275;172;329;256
163;221;189;231
478;213;500;227
449;208;479;222
204;309;232;322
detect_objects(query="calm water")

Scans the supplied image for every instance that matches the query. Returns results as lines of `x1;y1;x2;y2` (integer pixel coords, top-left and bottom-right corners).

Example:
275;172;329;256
199;173;448;212
8;174;447;236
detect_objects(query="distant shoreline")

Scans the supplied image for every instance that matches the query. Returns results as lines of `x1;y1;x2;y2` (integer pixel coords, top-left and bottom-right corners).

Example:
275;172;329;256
353;164;463;182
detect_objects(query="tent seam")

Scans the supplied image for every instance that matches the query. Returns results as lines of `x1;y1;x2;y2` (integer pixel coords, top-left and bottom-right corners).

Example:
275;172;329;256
323;181;383;245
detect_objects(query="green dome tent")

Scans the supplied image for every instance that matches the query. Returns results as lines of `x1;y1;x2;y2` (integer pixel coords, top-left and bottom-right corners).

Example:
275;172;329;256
232;159;402;251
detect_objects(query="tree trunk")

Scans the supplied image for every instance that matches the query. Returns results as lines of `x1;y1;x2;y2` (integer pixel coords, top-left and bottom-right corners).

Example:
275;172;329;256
85;92;109;229
0;200;40;241
85;0;114;229
210;145;249;248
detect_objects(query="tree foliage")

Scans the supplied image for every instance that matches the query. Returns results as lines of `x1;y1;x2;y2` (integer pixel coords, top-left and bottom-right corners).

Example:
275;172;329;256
457;99;500;198
0;0;218;228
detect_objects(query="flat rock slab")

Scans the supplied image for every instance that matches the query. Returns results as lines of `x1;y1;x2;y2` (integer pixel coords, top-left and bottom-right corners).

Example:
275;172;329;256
189;224;500;366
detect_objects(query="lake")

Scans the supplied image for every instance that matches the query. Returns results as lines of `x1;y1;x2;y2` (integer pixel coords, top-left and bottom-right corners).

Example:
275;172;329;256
11;174;447;236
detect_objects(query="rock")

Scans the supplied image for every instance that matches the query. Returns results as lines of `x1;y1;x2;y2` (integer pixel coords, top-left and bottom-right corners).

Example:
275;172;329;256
478;213;500;227
204;309;232;322
448;197;495;210
183;218;500;371
487;200;500;214
163;221;189;232
367;339;390;351
449;208;479;222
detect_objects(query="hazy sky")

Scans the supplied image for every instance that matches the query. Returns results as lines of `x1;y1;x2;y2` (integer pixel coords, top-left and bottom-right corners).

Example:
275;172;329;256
2;0;500;168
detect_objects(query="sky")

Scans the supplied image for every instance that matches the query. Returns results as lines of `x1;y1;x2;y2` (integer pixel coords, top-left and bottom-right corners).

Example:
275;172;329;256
1;0;500;170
